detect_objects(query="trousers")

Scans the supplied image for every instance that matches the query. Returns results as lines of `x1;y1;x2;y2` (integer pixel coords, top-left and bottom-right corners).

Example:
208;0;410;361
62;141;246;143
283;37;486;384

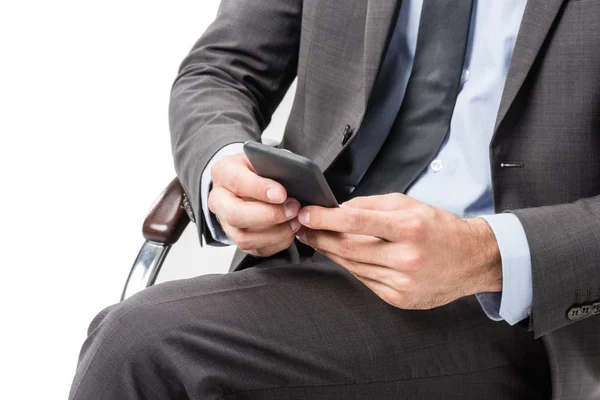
69;257;551;399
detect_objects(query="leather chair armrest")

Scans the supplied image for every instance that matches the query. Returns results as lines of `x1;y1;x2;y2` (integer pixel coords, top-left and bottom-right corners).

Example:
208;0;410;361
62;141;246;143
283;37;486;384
143;178;191;245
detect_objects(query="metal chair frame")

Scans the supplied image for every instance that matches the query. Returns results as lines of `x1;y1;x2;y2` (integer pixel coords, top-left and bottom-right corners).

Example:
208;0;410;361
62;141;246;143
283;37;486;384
121;178;191;301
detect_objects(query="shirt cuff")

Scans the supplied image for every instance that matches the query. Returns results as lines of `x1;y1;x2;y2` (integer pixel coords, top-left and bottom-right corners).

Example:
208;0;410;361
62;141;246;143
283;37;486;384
476;213;533;326
200;142;245;245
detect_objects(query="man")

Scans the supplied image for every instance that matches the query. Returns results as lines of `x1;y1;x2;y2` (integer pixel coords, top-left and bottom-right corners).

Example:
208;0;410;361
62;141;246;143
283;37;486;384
70;0;600;398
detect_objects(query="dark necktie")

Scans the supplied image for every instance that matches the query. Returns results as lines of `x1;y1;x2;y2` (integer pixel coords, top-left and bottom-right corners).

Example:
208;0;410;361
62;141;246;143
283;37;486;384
353;0;474;196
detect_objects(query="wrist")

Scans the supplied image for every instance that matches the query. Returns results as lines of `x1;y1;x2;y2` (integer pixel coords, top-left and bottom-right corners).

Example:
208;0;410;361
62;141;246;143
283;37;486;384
465;217;503;293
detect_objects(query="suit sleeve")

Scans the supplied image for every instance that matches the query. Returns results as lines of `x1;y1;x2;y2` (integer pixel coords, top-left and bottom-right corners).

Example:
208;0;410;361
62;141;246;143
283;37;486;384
510;195;600;338
169;0;302;244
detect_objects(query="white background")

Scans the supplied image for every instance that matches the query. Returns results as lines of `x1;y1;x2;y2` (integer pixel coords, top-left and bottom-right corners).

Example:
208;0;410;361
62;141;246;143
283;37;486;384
0;1;294;398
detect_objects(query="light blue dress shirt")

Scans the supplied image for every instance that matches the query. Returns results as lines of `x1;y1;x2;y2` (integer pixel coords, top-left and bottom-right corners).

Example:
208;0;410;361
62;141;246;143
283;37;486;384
201;0;531;325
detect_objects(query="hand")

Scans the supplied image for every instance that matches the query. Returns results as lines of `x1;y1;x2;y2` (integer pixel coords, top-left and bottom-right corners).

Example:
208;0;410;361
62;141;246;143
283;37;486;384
296;193;502;309
209;152;301;257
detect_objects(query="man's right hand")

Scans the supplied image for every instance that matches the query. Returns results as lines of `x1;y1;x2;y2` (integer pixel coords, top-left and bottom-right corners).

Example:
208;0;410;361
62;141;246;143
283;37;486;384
208;152;301;257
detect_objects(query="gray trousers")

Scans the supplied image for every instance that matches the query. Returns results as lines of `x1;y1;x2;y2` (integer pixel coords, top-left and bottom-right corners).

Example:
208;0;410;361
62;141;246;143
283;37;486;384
69;258;551;399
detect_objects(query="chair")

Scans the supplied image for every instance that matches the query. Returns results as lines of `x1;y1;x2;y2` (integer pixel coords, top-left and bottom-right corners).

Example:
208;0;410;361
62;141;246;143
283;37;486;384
121;178;191;300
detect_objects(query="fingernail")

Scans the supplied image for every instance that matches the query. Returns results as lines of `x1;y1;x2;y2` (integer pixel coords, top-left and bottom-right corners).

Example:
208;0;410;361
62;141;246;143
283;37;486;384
266;188;283;203
296;233;306;242
284;199;300;219
289;219;301;232
299;210;310;225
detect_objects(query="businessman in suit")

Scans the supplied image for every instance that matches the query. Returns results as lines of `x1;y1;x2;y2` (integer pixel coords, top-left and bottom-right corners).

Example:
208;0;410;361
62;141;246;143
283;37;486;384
70;0;600;398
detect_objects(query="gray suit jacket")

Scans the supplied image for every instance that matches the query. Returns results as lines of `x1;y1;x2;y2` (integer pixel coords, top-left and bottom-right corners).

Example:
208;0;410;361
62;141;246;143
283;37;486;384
169;0;600;397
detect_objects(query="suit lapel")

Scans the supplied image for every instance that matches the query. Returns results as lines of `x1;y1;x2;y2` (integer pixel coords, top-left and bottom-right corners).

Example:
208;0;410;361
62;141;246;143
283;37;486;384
363;0;402;107
494;0;566;131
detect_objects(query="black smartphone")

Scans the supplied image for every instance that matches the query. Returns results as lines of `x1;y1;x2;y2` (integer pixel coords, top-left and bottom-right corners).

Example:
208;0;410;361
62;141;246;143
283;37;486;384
243;141;338;208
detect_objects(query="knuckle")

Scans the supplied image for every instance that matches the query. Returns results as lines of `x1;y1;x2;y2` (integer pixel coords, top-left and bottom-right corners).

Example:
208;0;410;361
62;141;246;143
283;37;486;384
344;196;360;207
406;216;426;239
253;247;268;257
227;229;242;246
394;293;411;309
389;193;404;207
210;160;224;183
222;209;240;227
237;240;254;252
231;153;245;163
258;236;294;257
275;236;295;253
338;238;355;257
381;290;405;308
389;275;408;291
388;192;401;201
402;251;423;272
349;261;365;274
233;233;253;251
344;196;367;209
387;219;403;238
228;171;242;193
266;206;281;225
387;250;404;268
419;203;437;218
343;258;360;271
207;191;218;214
345;209;364;231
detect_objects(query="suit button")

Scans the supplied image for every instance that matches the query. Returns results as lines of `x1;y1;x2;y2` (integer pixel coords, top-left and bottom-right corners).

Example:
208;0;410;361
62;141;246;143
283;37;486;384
567;307;583;321
592;302;600;315
341;125;354;145
581;304;594;318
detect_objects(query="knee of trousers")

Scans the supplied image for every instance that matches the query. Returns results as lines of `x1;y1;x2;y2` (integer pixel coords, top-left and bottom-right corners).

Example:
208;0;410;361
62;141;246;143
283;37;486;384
72;285;233;399
80;287;197;368
81;275;222;361
72;288;214;398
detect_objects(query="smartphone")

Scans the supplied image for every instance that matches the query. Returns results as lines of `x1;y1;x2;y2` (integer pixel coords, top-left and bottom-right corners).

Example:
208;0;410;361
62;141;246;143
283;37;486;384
243;141;338;208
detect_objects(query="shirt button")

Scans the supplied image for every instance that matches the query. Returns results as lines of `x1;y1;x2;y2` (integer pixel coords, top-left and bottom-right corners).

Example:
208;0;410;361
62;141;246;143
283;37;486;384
430;159;443;172
462;68;470;83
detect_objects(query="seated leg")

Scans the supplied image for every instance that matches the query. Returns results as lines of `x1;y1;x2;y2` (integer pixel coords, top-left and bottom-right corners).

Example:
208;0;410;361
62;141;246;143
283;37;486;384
69;259;551;400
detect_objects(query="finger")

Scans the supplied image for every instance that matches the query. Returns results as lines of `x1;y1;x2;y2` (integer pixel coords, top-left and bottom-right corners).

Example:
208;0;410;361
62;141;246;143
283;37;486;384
247;237;297;258
225;221;297;252
319;249;407;304
212;153;287;203
320;248;408;286
354;274;405;309
209;187;300;229
298;206;408;241
297;229;394;266
342;193;414;211
316;243;407;286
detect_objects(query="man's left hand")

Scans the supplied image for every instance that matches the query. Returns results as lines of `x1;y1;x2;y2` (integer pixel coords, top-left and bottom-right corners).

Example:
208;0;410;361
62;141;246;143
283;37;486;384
296;193;502;310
